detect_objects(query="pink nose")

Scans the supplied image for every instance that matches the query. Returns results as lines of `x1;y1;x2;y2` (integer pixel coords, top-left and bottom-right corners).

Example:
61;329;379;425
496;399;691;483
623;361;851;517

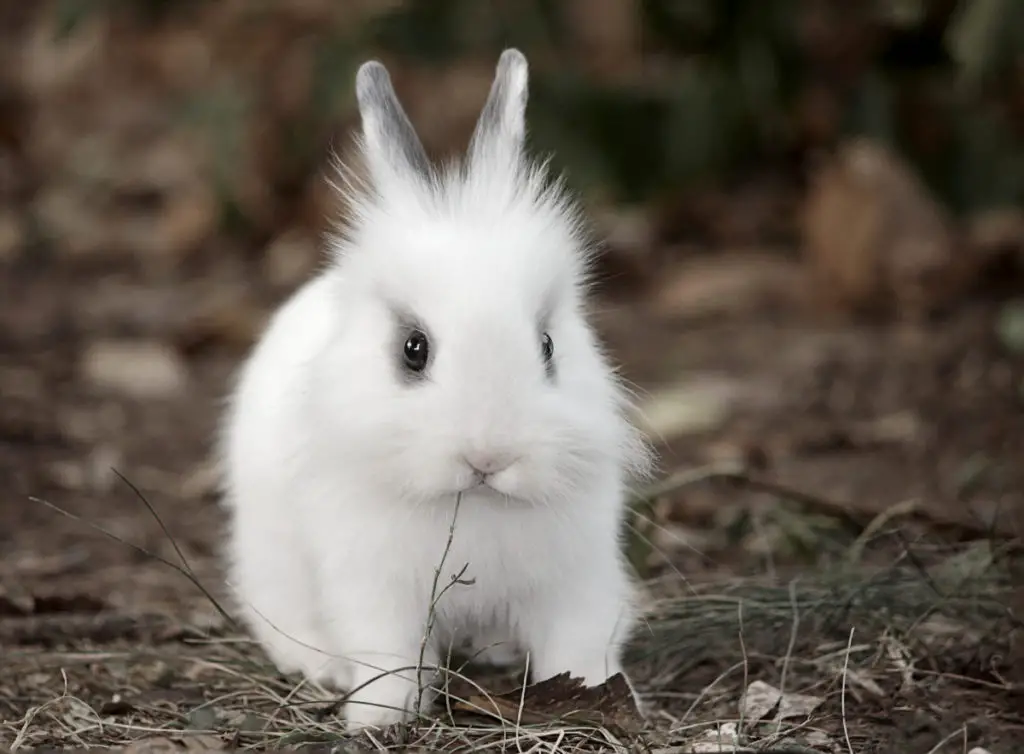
464;452;517;476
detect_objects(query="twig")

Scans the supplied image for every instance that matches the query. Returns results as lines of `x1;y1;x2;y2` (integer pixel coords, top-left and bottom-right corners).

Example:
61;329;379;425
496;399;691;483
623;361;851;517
678;660;747;725
840;627;854;754
416;492;466;721
626;516;704;589
28;495;235;628
923;724;967;754
515;653;529;754
111;469;197;585
845;498;921;564
737;600;748;734
774;579;800;737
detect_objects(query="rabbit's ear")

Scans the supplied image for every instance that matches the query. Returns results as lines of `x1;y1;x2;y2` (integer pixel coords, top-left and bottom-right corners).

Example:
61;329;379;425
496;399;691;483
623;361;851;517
468;48;529;167
355;61;431;183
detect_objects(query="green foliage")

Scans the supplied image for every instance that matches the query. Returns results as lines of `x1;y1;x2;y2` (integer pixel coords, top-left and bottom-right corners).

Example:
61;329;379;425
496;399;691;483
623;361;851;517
176;79;254;234
52;0;1024;214
278;33;361;187
54;0;211;38
361;0;1024;211
53;0;110;39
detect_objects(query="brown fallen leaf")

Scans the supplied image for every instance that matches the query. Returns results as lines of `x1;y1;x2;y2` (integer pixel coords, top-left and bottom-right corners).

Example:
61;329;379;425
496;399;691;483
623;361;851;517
81;339;189;399
262;228;319;289
562;0;642;82
967;206;1024;264
449;672;644;732
800;138;969;322
651;251;807;320
173;289;269;357
0;208;23;262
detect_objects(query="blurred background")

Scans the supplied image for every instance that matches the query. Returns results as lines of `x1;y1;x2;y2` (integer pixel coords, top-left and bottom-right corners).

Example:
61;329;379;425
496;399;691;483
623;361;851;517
1;0;1023;654
1;1;1023;749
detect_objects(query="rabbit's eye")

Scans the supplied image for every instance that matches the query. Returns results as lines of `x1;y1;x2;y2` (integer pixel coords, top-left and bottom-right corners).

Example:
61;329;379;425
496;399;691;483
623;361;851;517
403;330;430;373
541;332;554;364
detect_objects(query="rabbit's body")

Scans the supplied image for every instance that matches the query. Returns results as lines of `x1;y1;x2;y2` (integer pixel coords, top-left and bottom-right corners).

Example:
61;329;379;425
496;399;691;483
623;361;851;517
221;50;650;730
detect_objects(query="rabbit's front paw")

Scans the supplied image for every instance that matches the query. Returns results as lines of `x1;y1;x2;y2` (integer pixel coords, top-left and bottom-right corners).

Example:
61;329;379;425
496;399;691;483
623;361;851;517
343;672;435;731
268;640;350;689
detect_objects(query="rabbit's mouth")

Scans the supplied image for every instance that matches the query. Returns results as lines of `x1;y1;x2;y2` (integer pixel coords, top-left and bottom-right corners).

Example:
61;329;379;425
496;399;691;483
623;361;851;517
466;473;495;493
458;474;525;503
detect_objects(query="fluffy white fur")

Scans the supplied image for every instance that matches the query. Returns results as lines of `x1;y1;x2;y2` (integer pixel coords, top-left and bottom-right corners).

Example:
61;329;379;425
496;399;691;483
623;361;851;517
220;49;651;731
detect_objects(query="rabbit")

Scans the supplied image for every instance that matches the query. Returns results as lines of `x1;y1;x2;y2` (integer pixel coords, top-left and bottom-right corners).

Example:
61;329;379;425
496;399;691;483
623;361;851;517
219;48;652;731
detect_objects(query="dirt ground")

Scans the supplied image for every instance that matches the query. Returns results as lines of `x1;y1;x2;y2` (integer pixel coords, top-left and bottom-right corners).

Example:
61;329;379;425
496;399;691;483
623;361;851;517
1;245;1022;751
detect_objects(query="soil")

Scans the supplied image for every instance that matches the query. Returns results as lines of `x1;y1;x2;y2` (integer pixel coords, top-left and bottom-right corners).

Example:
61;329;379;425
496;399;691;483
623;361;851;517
1;250;1022;751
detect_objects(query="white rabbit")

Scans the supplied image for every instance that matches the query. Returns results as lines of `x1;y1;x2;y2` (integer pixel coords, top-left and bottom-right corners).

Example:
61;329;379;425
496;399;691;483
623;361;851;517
219;48;652;731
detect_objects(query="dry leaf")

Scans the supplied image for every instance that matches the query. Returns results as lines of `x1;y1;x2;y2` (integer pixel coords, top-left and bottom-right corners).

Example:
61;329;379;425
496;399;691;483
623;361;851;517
562;0;641;81
450;671;643;732
739;680;823;726
777;689;823;719
652;252;806;320
842;668;886;698
803;730;838;750
0;208;23;262
800;138;967;321
635;376;742;439
81;339;188;399
967;207;1024;263
740;680;781;725
173;289;268;356
262;229;319;289
688;722;750;753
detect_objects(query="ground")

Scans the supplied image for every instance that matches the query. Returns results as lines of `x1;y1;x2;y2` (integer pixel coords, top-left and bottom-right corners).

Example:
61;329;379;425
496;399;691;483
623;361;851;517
1;248;1021;752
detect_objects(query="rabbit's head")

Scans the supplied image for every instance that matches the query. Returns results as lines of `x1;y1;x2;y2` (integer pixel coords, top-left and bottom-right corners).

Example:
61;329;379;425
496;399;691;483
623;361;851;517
315;50;649;507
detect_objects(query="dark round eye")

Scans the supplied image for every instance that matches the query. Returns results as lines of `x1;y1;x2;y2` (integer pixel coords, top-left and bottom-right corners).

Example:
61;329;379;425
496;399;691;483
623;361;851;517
541;332;554;363
403;330;430;373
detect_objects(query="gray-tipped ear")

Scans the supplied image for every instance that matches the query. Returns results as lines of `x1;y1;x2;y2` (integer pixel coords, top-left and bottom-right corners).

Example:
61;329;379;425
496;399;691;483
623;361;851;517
468;48;529;164
355;60;431;181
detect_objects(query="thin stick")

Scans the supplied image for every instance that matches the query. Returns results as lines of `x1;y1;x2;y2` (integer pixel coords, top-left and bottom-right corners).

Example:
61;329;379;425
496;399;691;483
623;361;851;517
515;652;530;754
774;579;800;737
840;626;855;754
28;496;235;627
923;724;968;754
678;660;747;725
112;469;195;580
417;492;465;720
737;600;748;734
